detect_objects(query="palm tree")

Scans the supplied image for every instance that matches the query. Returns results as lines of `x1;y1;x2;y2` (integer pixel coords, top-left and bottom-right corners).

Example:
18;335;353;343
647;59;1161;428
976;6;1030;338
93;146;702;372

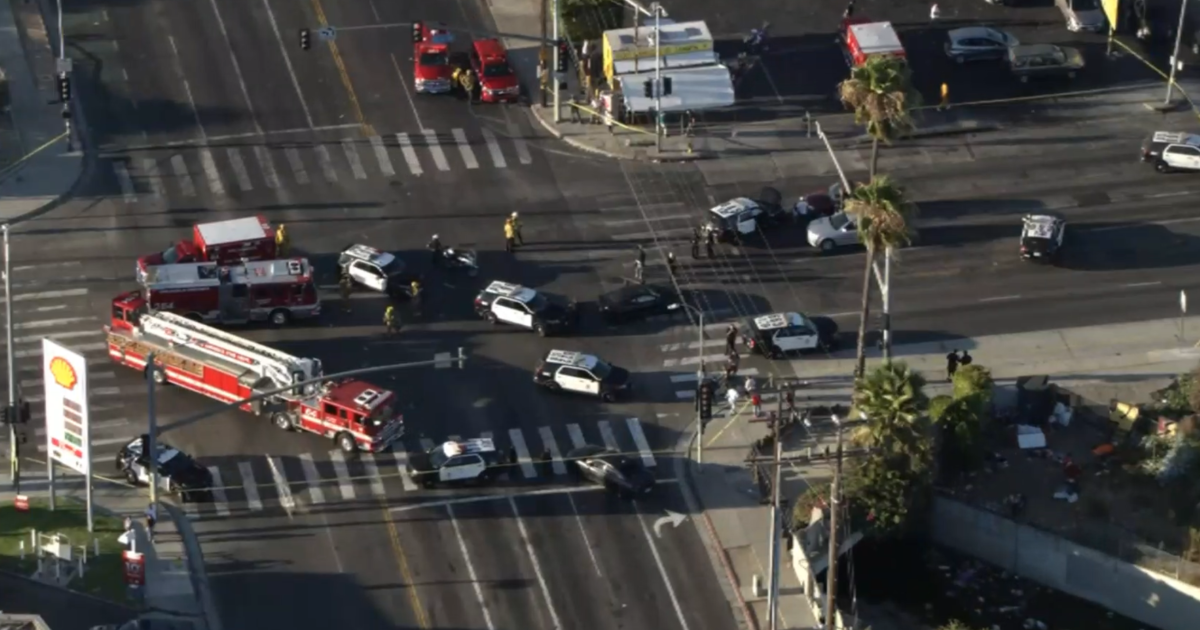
838;55;918;178
844;176;916;378
851;361;931;466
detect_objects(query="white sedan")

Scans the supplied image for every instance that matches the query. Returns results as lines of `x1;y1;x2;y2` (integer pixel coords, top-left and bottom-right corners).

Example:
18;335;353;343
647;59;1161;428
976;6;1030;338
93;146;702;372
807;212;859;252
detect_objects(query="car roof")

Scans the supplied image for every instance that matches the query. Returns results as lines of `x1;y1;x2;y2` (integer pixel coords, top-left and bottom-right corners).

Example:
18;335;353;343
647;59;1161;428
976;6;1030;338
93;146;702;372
753;312;807;331
711;198;757;218
948;26;1001;40
484;280;537;303
342;244;397;267
439;438;496;457
1010;43;1061;56
544;349;599;369
1152;131;1200;146
473;38;508;60
606;284;658;300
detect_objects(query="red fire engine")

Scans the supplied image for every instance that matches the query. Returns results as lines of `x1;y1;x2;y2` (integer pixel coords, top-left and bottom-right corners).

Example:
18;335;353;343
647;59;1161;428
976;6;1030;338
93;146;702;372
105;311;405;453
114;258;320;327
841;17;906;67
137;216;277;281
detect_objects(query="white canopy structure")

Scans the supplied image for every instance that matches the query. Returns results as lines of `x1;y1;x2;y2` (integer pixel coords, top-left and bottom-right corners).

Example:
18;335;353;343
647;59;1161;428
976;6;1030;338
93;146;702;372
616;64;735;113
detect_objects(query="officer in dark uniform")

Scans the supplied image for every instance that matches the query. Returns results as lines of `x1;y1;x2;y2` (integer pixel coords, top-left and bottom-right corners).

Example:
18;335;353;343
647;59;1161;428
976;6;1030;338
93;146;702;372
339;275;353;313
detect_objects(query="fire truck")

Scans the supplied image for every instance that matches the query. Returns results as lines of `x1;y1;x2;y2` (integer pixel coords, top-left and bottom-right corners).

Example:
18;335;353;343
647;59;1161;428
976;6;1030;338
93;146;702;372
840;17;906;67
105;311;405;453
137;216;277;281
116;258;321;327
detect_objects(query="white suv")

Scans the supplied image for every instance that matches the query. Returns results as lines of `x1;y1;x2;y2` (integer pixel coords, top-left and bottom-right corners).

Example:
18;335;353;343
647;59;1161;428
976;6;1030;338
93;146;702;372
1156;143;1200;173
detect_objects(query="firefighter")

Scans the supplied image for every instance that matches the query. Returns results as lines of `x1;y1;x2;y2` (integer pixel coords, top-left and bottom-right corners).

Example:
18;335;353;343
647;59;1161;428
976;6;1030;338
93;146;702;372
460;67;476;97
509;211;524;245
384;305;398;336
339;274;353;313
275;224;290;256
409;279;423;317
504;218;516;253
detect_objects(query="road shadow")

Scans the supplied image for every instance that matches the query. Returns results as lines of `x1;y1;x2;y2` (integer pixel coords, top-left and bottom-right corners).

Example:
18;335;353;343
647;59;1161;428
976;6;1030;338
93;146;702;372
1060;222;1200;271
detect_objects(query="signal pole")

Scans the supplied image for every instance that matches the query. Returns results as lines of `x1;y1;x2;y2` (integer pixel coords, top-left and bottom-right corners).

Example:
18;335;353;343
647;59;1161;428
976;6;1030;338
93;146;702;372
824;417;845;630
766;411;783;630
3;225;15;493
551;0;561;122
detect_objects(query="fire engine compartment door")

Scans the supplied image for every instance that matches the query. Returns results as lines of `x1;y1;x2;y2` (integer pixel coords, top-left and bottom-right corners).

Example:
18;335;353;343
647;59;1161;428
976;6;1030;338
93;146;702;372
219;284;251;323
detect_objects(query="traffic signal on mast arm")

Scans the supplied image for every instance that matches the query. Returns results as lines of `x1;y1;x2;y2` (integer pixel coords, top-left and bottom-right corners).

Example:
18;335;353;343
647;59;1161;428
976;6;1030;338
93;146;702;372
643;79;653;98
0;405;9;426
662;76;673;96
299;28;311;51
556;38;569;72
413;21;423;43
697;380;714;421
57;73;70;103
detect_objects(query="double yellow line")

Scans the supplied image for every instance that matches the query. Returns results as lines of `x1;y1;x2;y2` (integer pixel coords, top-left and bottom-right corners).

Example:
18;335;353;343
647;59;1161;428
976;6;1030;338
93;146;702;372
308;0;375;136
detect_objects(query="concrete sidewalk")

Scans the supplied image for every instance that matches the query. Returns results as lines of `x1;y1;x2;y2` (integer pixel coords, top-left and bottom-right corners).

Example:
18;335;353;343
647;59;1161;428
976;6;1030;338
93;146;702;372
0;0;86;224
681;316;1200;630
0;475;219;630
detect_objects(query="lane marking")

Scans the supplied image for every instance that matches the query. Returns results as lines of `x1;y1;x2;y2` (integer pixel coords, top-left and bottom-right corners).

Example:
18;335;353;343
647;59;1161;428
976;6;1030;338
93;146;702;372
308;0;373;135
167;35;207;139
14;316;95;329
396;132;423;175
253;146;281;189
598;421;619;451
259;0;314;128
389;52;425;132
112;161;136;203
566;492;603;577
1125;281;1163;288
361;453;386;497
507;122;532;164
633;500;692;630
538;426;567;475
481;127;507;168
198;147;225;197
226;148;253;191
393;450;418;491
170;154;195;197
567;423;586;449
298;452;326;504
285;147;310;185
448;504;497;630
266;455;296;515
207;466;232;517
204;0;262;133
979;294;1022;303
342;138;368;180
660;338;724;352
433;351;452;369
370;135;395;176
387;480;678;513
237;461;263;511
15;342;105;359
315;144;338;183
142;158;164;199
0;288;87;303
664;352;727;368
451;128;479;170
626;417;656;468
509;496;564;630
107;124;359;151
329;449;357;500
423;129;451;172
508;428;536;479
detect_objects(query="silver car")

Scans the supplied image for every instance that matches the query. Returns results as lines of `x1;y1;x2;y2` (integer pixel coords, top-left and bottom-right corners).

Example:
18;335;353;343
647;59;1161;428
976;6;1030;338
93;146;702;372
944;26;1018;63
1056;0;1105;32
807;212;859;252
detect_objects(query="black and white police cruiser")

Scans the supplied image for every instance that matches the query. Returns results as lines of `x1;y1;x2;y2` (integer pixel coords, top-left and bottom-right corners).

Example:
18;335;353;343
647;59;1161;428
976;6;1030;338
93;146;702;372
1142;131;1200;165
406;438;504;487
702;195;789;242
474;280;579;336
534;349;631;401
1020;213;1066;262
338;244;412;296
743;312;839;359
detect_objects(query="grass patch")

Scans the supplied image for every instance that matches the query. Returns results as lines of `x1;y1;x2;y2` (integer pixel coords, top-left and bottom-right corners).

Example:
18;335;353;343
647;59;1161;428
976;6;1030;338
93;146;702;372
0;497;131;603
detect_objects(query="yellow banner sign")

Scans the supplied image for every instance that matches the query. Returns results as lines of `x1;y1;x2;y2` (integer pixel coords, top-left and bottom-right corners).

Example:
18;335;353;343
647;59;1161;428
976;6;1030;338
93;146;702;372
1102;0;1121;29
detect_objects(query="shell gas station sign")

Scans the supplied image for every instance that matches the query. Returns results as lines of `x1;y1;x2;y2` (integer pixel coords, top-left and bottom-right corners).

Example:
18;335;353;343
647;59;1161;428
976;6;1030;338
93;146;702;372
43;339;90;475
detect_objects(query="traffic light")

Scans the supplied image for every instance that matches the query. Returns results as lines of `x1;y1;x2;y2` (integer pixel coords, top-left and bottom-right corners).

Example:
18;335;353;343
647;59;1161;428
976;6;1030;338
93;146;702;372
643;79;653;98
413;21;423;43
698;381;714;420
17;399;29;424
0;405;9;426
57;74;70;102
299;28;311;51
556;39;569;72
662;76;673;96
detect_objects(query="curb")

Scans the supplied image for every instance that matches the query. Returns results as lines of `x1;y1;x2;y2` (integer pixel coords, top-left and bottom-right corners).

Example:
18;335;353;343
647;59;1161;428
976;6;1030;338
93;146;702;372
527;106;635;161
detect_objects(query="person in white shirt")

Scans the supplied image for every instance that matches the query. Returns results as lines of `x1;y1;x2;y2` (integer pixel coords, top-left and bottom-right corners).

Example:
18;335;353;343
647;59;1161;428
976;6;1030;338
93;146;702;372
725;386;740;411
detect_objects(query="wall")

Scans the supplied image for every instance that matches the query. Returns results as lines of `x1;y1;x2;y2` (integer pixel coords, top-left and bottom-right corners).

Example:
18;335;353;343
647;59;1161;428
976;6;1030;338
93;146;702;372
932;497;1200;630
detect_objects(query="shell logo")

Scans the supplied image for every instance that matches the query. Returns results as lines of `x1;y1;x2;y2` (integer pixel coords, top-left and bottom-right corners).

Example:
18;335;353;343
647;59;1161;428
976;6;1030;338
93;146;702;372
48;357;78;390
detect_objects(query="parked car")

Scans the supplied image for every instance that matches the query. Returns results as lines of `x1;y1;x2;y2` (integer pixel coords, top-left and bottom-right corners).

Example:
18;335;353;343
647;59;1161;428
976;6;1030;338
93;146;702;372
944;26;1018;63
1056;0;1106;32
1007;44;1085;83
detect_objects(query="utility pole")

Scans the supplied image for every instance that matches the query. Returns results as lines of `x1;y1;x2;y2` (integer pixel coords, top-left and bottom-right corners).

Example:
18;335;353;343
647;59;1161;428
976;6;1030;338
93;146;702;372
824;417;844;630
3;225;15;493
695;308;705;463
539;0;548;107
146;354;159;508
873;248;892;361
767;412;783;630
551;0;561;122
653;2;664;152
1166;0;1189;105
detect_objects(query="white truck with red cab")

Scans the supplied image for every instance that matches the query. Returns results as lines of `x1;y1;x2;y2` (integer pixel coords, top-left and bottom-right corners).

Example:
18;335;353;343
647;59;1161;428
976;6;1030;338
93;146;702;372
105;311;405;453
137;216;277;281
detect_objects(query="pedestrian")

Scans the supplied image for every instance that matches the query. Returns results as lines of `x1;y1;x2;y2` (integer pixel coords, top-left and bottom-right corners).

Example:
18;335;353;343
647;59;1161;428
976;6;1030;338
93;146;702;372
384;305;399;336
705;229;716;258
508;445;518;465
634;259;644;284
727;351;740;377
843;0;855;18
428;233;443;265
930;2;941;21
938;83;949;111
744;375;757;396
666;251;678;278
570;93;584;123
725;385;740;411
409;279;423;318
784;389;795;417
144;503;157;544
725;324;739;355
945;349;960;382
504;219;516;253
751;391;763;418
339;275;353;313
540;448;554;478
690;229;700;259
960;350;973;367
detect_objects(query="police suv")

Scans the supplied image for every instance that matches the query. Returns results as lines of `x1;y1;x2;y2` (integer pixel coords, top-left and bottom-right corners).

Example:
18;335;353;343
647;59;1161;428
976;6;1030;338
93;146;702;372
338;244;412;296
534;349;631;401
475;280;579;336
1020;213;1066;263
702;194;789;242
743;312;839;359
407;438;504;487
1142;131;1200;165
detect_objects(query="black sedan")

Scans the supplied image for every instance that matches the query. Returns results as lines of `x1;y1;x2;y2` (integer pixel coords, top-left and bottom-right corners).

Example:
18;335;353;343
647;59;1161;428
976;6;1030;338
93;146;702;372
598;284;682;324
115;435;212;502
566;444;656;498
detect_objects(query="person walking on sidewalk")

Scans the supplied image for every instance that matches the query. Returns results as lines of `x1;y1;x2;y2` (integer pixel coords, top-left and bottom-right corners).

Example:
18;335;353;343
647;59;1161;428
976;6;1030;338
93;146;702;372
144;503;157;544
960;349;973;367
751;391;763;418
945;349;960;382
725;324;739;355
725;385;740;412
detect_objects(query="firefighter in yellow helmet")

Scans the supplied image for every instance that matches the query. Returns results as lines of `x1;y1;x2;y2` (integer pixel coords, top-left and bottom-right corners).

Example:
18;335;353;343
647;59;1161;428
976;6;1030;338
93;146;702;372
508;211;524;245
383;305;398;336
275;224;290;256
460;67;476;98
504;218;516;253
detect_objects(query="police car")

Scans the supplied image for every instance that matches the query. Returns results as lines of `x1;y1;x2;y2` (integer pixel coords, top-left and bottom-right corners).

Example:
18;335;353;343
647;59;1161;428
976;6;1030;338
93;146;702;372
1142;131;1200;164
338;244;413;296
743;312;839;359
1020;214;1066;263
475;280;579;336
534;350;631;401
115;435;212;502
406;438;504;487
702;194;789;242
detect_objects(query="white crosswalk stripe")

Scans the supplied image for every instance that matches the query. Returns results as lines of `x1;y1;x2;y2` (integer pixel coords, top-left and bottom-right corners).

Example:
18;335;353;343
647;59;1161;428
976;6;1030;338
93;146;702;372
451;128;479;170
396;132;423;175
170;154;195;197
113;161;136;203
567;423;587;450
538;426;566;475
424;129;451;172
227;148;253;191
508;428;536;479
254;145;281;189
0;287;87;304
481;127;507;169
361;453;387;497
369;135;395;176
298;452;326;504
208;466;232;517
329;449;356;500
143;158;164;199
598;421;619;452
315;144;338;183
508;122;533;165
393;450;418;491
267;455;296;513
285;147;310;185
342;138;367;180
199;147;225;197
626;418;656;468
237;461;263;511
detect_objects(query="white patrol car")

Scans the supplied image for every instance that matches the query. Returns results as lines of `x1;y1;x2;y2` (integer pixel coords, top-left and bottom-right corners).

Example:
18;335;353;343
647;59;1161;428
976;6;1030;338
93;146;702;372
406;438;503;487
338;244;412;296
703;198;762;242
1141;131;1200;164
1152;134;1200;173
1020;214;1066;262
474;280;579;336
534;350;632;401
742;312;839;359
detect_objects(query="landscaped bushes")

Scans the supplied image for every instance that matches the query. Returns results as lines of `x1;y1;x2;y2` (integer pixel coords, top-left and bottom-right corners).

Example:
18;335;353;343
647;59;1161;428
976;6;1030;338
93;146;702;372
561;0;625;43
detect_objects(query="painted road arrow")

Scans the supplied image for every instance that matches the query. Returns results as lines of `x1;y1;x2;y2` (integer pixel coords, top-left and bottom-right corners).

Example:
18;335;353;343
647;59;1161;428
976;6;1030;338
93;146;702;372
653;510;687;538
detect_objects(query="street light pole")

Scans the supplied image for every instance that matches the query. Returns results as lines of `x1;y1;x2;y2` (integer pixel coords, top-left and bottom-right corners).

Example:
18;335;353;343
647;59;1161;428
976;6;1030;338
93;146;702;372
824;416;844;630
766;412;783;630
815;122;852;192
551;0;561;122
653;2;663;152
3;225;15;493
146;354;159;508
1166;0;1189;105
695;308;704;463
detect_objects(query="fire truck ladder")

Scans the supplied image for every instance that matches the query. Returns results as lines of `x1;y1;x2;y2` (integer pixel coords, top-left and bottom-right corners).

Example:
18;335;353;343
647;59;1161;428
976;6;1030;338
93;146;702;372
138;311;322;391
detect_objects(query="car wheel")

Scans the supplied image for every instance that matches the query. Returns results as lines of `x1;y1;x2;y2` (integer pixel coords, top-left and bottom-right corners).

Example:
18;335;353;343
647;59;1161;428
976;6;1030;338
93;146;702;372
535;323;547;337
273;412;293;431
602;390;616;403
769;347;784;360
955;54;965;64
152;366;167;386
337;432;358;454
269;309;291;327
125;468;139;485
486;311;498;324
1156;160;1172;173
819;239;836;253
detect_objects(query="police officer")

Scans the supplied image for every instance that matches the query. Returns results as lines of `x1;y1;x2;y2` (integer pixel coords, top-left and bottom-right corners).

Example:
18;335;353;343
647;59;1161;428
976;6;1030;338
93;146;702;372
275;224;290;256
428;234;443;264
666;251;678;279
384;305;399;336
705;229;716;258
504;219;516;253
339;274;353;313
461;68;477;97
690;228;700;259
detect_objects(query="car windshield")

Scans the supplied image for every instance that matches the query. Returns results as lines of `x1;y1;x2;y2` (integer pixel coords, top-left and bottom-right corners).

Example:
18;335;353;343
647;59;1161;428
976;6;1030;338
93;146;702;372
526;292;549;311
429;448;449;469
591;359;613;380
483;62;513;78
382;258;406;277
364;405;393;427
420;51;448;66
161;245;181;264
829;213;851;230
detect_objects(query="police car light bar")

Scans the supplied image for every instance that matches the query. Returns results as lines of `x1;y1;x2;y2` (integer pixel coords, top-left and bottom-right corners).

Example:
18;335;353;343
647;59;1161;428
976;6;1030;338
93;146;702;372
546;349;583;365
485;280;523;296
755;313;788;330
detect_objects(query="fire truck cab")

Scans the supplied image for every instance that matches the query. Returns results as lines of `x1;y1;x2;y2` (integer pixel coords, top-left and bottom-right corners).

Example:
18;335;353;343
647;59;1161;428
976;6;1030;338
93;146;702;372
412;21;454;94
841;18;906;67
470;38;519;102
114;258;320;327
289;380;405;453
137;216;276;281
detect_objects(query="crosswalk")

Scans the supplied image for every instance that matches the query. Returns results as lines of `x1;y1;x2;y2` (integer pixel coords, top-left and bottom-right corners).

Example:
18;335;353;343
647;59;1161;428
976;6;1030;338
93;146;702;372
105;124;535;204
169;417;659;520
